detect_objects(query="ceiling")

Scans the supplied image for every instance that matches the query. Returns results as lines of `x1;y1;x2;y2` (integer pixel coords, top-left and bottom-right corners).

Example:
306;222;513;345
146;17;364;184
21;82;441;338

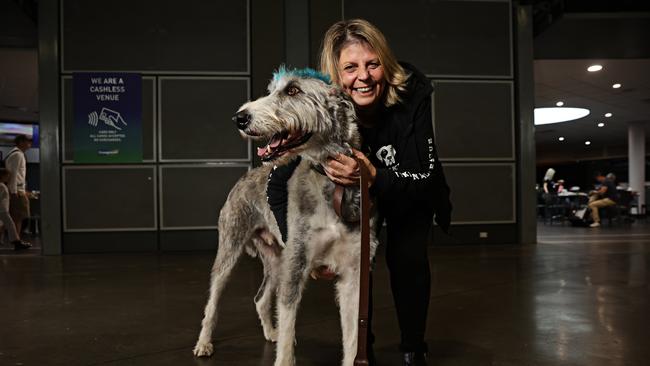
532;1;650;165
535;58;650;164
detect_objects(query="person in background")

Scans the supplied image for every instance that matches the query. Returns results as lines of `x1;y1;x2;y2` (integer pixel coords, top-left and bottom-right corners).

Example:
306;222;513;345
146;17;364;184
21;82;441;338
555;179;565;194
0;168;31;250
4;135;32;235
587;172;618;228
542;168;557;201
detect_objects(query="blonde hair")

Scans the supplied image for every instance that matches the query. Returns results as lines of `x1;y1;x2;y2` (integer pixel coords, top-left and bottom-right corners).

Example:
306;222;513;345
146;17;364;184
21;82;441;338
544;168;556;181
319;19;410;107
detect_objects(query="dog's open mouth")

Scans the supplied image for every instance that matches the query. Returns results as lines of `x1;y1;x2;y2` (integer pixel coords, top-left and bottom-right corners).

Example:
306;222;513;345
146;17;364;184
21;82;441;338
256;131;312;162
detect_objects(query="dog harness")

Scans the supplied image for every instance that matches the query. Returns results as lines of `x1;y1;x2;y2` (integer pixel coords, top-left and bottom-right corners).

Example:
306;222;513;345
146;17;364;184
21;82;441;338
266;157;302;243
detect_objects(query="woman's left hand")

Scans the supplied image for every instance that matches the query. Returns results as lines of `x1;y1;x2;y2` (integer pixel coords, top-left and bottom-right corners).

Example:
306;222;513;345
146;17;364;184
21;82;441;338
324;148;376;186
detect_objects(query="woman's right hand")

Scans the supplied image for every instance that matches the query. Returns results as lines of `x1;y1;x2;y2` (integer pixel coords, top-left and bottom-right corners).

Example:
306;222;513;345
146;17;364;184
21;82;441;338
323;153;361;186
323;149;376;186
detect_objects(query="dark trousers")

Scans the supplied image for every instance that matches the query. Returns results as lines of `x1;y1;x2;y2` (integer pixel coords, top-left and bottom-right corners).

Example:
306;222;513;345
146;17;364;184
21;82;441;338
369;214;433;353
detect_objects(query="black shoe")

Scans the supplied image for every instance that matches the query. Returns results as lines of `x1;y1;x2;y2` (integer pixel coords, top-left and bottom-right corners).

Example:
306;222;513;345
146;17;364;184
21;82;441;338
13;240;32;250
403;352;428;366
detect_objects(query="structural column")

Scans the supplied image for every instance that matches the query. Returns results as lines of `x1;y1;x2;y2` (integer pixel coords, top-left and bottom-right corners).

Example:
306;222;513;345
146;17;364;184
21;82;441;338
628;123;646;214
515;4;537;244
38;0;62;255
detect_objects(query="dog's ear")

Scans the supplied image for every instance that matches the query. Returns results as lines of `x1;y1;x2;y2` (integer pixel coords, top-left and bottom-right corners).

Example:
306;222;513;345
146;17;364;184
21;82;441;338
324;86;361;150
326;88;353;122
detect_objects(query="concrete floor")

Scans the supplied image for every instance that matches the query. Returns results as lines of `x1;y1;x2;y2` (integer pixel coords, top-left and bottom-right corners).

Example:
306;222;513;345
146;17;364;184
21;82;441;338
1;221;649;366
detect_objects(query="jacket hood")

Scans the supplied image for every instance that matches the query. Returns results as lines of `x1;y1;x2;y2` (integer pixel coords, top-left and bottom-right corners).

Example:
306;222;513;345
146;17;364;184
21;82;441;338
399;62;433;105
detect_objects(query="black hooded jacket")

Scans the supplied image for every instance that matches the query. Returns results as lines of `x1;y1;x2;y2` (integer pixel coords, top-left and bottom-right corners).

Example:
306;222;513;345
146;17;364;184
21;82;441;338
360;63;452;232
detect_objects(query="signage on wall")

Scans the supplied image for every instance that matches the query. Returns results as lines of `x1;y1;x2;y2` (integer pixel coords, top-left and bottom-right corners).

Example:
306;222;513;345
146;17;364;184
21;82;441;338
73;73;142;163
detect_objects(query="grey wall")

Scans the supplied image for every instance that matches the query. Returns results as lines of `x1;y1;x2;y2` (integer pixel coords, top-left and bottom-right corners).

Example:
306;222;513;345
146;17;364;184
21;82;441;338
41;0;533;253
55;0;256;252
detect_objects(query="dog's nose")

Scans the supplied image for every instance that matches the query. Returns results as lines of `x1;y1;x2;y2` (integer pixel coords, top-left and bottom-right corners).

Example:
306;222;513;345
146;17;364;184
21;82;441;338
233;111;251;130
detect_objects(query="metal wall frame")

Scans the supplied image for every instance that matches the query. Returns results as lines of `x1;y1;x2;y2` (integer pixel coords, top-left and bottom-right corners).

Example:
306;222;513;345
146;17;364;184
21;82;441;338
157;76;252;163
59;0;251;75
431;79;516;162
158;163;250;231
445;162;517;225
62;165;158;232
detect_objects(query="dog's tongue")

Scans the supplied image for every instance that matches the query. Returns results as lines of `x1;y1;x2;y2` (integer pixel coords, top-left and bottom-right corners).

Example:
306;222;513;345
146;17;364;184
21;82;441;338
256;132;293;158
269;134;283;148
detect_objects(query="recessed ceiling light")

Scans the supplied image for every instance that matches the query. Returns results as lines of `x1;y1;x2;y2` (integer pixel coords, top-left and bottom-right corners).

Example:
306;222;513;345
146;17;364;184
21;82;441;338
587;65;603;72
598;122;605;127
612;83;622;89
534;107;590;125
556;101;564;107
604;113;612;117
585;141;591;145
558;137;565;141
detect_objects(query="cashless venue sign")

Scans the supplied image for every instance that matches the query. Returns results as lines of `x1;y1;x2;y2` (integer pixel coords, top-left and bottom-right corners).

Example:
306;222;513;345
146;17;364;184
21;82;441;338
73;73;142;163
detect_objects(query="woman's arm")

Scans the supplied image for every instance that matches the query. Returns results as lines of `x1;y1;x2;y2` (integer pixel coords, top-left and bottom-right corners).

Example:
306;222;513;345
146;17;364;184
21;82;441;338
324;96;452;229
371;96;441;203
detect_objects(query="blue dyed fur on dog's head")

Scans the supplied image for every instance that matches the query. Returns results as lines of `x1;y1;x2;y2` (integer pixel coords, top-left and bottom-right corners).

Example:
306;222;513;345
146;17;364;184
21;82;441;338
272;65;331;85
237;65;360;165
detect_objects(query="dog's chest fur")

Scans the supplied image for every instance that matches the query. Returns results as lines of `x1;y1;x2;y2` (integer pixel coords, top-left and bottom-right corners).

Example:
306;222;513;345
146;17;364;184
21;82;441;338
275;160;361;270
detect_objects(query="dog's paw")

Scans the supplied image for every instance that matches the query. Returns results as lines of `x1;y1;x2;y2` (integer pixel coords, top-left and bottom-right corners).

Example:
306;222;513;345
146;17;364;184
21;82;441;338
193;341;214;357
273;357;295;366
264;327;278;343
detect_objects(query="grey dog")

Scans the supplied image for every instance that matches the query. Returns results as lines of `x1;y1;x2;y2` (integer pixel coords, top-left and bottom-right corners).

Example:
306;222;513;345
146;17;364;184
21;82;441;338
193;67;378;366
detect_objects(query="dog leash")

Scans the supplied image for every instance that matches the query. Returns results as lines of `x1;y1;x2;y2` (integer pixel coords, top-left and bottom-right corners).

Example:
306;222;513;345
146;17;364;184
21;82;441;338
333;184;346;220
325;159;371;364
354;161;371;366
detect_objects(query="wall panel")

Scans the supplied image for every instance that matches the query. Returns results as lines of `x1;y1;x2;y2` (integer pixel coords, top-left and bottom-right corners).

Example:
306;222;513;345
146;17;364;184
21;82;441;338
158;77;250;162
159;165;248;230
63;166;157;231
344;0;512;77
62;0;249;73
444;163;515;224
432;80;514;160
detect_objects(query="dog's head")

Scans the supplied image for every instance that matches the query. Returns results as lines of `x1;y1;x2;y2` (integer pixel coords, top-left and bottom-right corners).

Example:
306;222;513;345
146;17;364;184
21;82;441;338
234;66;360;166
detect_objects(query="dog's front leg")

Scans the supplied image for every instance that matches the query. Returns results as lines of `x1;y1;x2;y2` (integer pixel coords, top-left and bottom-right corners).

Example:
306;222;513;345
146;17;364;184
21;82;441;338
274;245;309;366
256;253;279;342
336;267;360;366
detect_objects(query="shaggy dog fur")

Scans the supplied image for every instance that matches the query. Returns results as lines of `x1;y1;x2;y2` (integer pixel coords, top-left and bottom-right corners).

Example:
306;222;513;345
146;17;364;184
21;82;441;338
193;68;378;366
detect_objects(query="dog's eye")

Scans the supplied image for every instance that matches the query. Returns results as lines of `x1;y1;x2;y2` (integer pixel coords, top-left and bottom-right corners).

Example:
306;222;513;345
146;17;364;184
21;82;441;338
287;86;301;96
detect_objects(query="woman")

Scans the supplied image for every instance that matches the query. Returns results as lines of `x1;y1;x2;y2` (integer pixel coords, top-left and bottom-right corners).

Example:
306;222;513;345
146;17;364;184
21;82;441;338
319;19;452;366
542;168;556;197
267;18;451;366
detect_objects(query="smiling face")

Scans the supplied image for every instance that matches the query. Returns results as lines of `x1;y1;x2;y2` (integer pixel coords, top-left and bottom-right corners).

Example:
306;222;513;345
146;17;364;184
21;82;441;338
338;41;385;110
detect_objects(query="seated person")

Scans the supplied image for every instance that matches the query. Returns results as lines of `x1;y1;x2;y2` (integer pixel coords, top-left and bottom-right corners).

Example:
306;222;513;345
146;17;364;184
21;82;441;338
587;172;618;228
